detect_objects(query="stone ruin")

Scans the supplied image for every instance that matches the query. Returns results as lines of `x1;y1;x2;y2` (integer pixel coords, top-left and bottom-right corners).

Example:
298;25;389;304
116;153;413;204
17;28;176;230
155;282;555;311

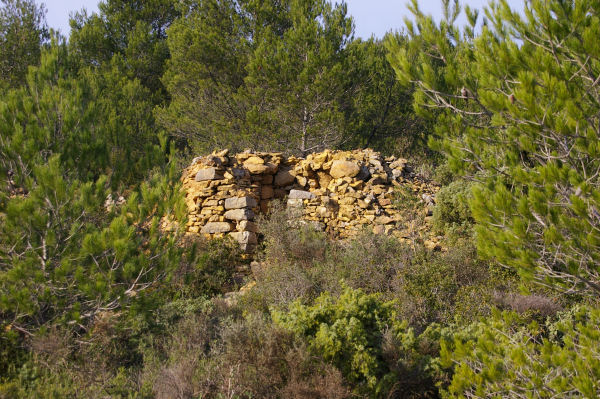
181;149;441;252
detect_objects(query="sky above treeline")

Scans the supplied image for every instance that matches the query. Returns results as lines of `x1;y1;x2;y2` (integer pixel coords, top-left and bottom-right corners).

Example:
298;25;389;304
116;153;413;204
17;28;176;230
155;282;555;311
45;0;524;39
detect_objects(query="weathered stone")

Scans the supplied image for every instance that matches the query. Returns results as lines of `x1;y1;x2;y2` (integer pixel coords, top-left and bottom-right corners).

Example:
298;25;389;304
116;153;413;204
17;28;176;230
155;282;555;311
379;198;392;207
274;169;295;186
296;175;308;187
287;198;304;207
195;168;223;181
224;208;254;221
373;225;385;235
389;158;407;170
237;220;258;232
183;149;442;243
229;231;258;245
244;156;264;164
330;160;360;179
339;197;356;205
225;196;257;209
245;163;269;174
376;216;393;225
201;222;233;234
289;189;316;200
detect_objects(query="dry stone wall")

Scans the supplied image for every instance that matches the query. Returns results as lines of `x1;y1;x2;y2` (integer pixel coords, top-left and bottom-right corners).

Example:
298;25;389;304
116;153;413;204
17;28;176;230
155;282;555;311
182;149;440;252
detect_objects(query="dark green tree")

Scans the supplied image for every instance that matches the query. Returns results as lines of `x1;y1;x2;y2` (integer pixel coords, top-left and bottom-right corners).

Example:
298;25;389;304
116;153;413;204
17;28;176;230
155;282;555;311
242;0;353;154
69;0;179;97
157;0;256;151
387;0;600;296
0;0;49;88
342;37;428;156
0;43;165;190
159;0;354;155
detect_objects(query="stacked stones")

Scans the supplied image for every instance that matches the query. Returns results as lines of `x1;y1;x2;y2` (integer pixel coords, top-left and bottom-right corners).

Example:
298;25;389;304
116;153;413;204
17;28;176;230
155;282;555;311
182;148;439;251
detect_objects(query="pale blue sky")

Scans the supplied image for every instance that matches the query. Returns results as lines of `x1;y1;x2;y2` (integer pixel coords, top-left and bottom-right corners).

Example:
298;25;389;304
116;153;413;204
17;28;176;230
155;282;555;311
44;0;522;39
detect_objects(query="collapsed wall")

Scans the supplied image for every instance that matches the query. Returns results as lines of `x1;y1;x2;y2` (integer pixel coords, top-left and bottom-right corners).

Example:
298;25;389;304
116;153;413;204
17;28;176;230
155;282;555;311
182;149;440;252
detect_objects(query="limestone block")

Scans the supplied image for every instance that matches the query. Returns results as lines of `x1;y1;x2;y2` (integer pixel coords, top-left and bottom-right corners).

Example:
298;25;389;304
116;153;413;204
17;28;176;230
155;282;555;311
379;198;392;207
317;171;332;189
389;158;407;170
224;208;254;221
244;156;264;164
225;196;258;209
237;220;258;232
373;225;385;235
202;199;219;207
296;175;308;187
201;222;233;234
245;163;269;174
289;189;316;200
229;231;258;245
195;168;223;181
376;216;393;225
287;198;304;207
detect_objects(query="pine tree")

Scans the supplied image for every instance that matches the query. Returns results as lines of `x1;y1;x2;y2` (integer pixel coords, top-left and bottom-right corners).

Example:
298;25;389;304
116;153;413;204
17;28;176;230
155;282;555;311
242;0;353;154
69;0;179;98
386;0;600;296
342;37;428;155
158;0;354;155
157;0;256;152
0;43;165;189
0;0;49;88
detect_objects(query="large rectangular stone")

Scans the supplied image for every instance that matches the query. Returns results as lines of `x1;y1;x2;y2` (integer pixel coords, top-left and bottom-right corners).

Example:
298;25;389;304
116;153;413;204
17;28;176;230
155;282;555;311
200;222;233;234
288;189;316;200
195;168;223;181
224;208;254;221
229;231;258;245
224;196;258;209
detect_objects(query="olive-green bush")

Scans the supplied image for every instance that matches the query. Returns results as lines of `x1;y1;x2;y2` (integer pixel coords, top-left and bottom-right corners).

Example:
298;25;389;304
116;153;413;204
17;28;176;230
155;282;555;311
433;180;474;235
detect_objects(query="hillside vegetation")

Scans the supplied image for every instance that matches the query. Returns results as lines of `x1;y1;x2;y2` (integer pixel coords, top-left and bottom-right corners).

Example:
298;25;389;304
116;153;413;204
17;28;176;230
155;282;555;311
1;0;599;397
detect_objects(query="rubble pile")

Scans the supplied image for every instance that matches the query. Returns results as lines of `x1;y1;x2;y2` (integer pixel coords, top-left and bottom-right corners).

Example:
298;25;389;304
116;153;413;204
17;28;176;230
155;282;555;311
181;149;440;252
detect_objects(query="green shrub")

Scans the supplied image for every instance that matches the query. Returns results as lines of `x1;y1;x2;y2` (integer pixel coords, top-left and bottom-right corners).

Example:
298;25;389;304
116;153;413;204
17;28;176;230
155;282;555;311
394;241;499;327
140;301;351;399
272;286;421;397
433;180;474;235
258;200;329;267
171;235;244;298
441;306;600;398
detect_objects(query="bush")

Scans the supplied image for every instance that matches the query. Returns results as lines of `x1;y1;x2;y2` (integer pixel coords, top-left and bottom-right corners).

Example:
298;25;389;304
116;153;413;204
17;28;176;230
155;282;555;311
257;200;329;267
433;180;474;235
441;306;600;398
272;286;428;397
394;240;501;328
141;301;351;399
170;235;244;298
253;207;508;329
